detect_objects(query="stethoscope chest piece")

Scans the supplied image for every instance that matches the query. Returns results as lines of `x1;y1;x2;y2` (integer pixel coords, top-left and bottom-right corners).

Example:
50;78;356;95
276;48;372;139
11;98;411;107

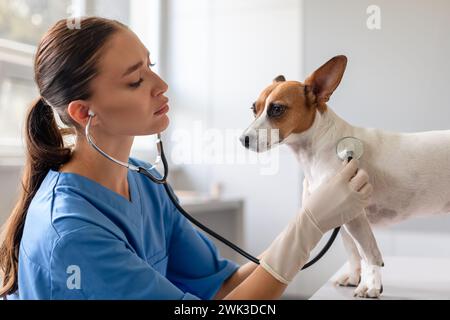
336;136;364;161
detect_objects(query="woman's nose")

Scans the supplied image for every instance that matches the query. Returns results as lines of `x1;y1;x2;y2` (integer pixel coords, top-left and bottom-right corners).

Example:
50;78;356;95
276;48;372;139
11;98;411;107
152;75;168;97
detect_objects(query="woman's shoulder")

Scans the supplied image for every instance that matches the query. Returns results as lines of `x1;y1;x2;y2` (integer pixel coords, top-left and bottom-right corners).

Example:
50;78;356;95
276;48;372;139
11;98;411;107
25;168;124;244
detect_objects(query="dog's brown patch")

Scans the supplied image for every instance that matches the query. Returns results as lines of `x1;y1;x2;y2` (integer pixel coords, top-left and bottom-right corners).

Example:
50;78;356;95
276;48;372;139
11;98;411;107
268;81;317;140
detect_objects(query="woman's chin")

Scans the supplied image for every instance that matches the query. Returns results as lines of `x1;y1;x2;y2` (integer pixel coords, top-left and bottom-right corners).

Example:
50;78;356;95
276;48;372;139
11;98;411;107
149;116;170;134
159;115;170;130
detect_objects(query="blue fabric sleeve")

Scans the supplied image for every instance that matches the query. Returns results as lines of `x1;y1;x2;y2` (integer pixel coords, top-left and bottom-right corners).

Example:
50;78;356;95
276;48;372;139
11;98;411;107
50;225;201;300
166;193;240;300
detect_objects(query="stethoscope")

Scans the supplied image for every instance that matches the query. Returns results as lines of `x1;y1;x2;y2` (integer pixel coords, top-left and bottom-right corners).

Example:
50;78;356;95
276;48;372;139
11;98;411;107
86;110;364;269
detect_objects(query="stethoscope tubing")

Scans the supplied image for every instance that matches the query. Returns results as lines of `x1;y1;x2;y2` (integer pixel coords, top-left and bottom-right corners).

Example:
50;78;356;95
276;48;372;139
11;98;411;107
85;113;340;270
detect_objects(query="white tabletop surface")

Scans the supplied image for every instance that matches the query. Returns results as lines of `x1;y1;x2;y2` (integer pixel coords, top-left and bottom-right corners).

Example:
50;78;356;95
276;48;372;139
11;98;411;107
310;256;450;300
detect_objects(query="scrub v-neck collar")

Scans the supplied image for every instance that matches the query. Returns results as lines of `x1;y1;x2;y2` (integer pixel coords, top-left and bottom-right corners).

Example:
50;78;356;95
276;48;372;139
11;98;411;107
50;168;141;212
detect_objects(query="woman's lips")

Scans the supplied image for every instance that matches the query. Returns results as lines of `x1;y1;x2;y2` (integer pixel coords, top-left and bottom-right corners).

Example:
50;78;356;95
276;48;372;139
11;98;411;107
154;101;169;115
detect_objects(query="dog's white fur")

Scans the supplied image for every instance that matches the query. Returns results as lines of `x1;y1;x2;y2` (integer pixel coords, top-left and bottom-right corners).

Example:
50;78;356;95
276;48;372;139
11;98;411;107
242;102;450;298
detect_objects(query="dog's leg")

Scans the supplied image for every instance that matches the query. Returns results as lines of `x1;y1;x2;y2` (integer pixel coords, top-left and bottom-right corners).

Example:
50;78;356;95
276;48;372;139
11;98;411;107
344;213;384;298
334;227;361;287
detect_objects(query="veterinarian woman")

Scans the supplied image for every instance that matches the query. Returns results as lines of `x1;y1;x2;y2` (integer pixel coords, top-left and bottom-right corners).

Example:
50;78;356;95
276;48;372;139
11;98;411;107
0;17;373;300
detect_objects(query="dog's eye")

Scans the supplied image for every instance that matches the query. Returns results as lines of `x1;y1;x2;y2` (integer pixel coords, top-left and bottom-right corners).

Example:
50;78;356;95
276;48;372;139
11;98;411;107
268;103;286;118
250;102;257;116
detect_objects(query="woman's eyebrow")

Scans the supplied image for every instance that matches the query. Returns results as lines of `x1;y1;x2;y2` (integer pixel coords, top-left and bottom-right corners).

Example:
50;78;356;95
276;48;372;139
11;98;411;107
121;49;151;78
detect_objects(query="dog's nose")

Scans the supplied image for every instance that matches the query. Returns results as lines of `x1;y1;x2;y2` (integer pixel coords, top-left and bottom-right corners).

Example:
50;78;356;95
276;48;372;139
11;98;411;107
239;135;251;148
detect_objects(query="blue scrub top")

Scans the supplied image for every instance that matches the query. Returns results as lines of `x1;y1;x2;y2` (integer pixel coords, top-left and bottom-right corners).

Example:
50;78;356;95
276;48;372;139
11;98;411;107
7;157;239;300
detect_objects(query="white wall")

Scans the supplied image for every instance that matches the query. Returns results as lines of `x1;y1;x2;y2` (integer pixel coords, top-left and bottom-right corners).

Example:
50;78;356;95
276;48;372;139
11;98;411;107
303;0;450;132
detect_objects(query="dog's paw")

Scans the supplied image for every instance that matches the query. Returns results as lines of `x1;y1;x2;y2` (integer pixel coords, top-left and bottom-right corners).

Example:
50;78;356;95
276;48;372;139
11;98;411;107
334;268;361;287
353;264;382;298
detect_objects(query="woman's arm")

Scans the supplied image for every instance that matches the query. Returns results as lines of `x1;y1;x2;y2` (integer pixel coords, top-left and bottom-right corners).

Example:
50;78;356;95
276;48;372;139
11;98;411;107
213;259;258;300
213;252;288;300
223;265;287;300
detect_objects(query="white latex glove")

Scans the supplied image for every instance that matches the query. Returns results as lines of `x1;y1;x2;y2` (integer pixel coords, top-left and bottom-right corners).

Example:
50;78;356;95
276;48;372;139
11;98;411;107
260;159;373;284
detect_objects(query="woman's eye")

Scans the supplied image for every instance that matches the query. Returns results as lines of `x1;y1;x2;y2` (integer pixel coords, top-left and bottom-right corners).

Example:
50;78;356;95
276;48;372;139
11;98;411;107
129;78;144;88
129;62;156;88
267;103;286;118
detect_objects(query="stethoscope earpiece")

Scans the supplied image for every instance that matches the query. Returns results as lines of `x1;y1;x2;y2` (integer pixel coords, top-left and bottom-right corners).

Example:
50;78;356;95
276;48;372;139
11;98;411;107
84;111;166;180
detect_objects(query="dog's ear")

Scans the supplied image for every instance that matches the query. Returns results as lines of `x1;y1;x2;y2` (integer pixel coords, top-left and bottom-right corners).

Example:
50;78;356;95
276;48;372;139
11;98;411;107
304;55;347;110
273;75;286;83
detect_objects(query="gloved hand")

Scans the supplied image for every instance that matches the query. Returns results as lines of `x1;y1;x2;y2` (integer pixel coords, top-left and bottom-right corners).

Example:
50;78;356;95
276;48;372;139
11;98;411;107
259;159;373;284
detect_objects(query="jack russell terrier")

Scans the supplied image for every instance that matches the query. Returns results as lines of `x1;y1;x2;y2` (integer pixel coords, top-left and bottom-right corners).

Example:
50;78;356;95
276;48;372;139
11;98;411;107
239;55;450;298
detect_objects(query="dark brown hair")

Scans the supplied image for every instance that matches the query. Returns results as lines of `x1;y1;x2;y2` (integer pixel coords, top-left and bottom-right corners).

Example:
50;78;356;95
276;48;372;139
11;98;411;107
0;16;127;297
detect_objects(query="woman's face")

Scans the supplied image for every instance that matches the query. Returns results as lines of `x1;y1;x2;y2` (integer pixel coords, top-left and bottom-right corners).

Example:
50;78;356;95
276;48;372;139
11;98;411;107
88;28;169;137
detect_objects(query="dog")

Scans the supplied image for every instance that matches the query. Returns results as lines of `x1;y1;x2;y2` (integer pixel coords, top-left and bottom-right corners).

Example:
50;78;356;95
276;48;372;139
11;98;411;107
239;55;450;298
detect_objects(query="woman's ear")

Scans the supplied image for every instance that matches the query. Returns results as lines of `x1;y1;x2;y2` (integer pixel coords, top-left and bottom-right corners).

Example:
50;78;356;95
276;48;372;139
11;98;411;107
304;55;347;105
67;100;92;127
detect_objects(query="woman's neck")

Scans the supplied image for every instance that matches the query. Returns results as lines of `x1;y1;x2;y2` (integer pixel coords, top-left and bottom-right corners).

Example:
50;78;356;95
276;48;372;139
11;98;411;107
59;135;134;201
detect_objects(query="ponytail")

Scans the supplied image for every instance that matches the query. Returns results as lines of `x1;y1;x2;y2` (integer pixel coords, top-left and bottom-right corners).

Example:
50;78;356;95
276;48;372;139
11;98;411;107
0;97;72;297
